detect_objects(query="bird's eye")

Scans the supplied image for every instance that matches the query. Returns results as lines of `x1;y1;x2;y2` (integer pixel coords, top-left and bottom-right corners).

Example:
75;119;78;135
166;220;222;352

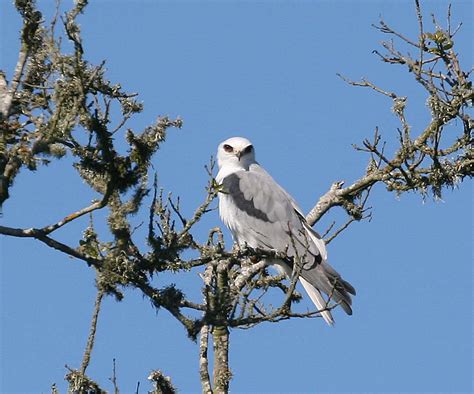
243;145;253;154
223;144;233;153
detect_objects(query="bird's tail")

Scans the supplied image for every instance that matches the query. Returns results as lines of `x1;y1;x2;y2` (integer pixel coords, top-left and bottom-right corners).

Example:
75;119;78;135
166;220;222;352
300;277;334;326
300;261;356;324
301;225;356;324
270;257;356;326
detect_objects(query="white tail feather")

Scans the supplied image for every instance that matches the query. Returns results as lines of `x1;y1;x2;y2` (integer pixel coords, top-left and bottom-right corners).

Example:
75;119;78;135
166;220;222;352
271;259;334;326
300;277;334;326
303;222;328;261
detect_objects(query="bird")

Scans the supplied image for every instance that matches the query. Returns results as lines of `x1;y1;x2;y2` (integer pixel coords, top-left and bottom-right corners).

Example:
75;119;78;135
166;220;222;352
216;136;355;325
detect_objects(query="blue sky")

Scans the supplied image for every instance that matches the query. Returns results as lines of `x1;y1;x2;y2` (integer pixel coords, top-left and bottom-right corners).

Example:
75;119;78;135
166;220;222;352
1;1;472;393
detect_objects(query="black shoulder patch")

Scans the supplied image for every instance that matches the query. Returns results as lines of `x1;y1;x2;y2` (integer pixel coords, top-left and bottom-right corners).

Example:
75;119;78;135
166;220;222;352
222;173;272;223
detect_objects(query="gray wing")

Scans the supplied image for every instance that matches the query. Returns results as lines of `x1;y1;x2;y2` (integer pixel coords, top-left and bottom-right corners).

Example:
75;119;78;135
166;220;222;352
221;170;322;266
249;162;327;260
249;163;304;216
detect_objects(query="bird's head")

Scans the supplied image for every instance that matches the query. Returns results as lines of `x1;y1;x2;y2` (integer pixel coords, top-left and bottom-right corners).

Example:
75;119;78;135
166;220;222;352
217;137;256;169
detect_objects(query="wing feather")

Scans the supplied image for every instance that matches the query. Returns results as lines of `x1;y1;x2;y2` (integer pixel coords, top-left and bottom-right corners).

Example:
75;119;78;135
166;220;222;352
220;171;321;264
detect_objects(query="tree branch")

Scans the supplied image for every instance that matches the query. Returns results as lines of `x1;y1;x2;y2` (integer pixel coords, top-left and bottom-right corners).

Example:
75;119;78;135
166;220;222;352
0;225;101;266
199;325;212;393
81;286;105;374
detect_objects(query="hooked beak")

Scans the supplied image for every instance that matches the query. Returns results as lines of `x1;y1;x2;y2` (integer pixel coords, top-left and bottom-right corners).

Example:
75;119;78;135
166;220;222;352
236;150;243;161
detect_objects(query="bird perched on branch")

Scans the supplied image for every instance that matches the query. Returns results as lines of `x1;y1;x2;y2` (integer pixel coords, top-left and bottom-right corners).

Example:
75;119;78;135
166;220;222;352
216;136;355;325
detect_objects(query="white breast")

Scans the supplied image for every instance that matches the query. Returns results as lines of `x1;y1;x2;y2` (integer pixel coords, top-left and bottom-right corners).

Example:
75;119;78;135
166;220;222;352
218;192;243;244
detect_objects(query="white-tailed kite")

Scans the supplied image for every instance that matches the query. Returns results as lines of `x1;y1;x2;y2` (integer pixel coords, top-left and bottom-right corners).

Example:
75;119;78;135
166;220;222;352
216;136;355;325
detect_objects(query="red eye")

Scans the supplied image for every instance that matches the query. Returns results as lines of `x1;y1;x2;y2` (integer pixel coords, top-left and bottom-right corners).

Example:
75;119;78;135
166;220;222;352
223;144;233;153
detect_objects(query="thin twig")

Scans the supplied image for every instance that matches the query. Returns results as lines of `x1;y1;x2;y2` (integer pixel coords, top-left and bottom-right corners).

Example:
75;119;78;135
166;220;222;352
324;217;356;244
41;185;112;235
81;287;105;374
109;358;120;394
337;74;397;99
415;0;425;79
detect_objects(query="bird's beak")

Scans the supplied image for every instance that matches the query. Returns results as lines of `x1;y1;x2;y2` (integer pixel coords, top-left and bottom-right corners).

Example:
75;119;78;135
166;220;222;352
236;150;243;161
